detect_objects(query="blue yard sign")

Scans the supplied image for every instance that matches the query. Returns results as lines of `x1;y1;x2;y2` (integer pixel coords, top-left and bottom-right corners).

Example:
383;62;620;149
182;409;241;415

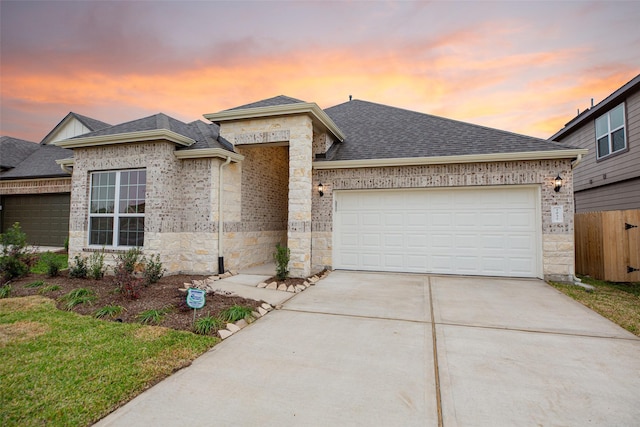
186;288;206;309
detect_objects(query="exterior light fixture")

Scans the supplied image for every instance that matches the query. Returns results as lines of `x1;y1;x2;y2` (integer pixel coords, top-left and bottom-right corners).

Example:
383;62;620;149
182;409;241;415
554;174;563;193
318;182;324;197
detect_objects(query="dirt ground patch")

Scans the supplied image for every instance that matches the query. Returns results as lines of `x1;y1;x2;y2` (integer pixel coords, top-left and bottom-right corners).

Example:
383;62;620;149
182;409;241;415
6;272;264;334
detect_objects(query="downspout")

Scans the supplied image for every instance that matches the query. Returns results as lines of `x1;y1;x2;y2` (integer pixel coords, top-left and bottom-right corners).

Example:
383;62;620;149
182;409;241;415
218;156;232;274
571;153;583;169
59;164;73;174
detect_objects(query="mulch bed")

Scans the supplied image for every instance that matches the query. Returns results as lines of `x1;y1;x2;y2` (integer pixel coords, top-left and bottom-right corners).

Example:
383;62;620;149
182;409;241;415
6;272;264;333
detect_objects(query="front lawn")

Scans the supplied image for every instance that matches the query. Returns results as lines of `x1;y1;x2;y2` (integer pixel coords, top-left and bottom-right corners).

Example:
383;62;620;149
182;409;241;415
550;276;640;336
0;296;217;426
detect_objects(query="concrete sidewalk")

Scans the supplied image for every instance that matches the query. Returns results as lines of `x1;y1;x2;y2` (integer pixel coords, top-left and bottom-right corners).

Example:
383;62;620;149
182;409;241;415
95;272;640;426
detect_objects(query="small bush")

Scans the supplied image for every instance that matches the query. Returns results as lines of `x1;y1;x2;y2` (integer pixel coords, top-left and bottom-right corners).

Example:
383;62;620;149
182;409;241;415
194;315;223;335
69;255;88;279
94;305;125;319
39;252;64;277
0;256;29;282
88;251;106;280
137;307;171;325
64;236;69;252
0;284;11;298
25;280;45;288
39;284;60;294
0;223;35;283
59;288;96;310
115;248;142;275
143;253;165;285
218;305;253;323
273;243;290;281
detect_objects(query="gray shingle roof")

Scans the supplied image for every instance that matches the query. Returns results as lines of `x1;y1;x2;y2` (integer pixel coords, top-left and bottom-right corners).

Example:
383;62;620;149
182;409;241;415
40;112;112;144
70;113;231;151
0;136;40;169
0;143;72;179
323;100;572;161
226;95;306;111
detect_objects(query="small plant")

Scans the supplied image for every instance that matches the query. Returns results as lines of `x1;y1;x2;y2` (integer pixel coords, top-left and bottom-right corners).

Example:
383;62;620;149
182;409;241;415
59;288;96;310
25;280;45;288
40;252;64;277
39;285;60;294
88;251;106;280
0;284;11;298
64;236;69;252
143;253;165;285
94;304;125;319
218;305;253;323
137;307;171;325
0;223;35;283
194;315;223;335
68;255;88;279
115;248;142;275
273;243;290;281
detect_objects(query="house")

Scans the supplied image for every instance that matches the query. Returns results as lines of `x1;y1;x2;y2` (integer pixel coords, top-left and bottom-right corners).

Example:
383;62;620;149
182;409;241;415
0;113;110;246
52;96;585;282
549;74;640;212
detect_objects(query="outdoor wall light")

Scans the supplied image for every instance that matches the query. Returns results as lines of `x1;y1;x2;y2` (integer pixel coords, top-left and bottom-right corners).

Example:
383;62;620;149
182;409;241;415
554;174;563;193
318;182;324;197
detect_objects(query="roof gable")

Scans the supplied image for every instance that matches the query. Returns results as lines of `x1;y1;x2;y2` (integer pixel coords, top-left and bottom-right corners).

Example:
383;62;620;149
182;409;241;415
323;100;574;161
40;112;112;145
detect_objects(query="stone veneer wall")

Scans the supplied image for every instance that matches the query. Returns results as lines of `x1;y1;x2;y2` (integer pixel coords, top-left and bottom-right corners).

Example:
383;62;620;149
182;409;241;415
0;177;71;195
219;115;314;277
312;159;576;281
68;141;223;274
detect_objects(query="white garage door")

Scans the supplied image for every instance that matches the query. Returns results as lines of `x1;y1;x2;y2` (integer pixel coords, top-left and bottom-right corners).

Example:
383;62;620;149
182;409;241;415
333;187;541;278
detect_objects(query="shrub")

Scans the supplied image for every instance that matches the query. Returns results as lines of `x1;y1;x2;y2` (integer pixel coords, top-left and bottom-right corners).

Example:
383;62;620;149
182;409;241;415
0;284;11;298
137;307;171;325
40;252;64;277
68;255;88;279
143;253;165;285
194;315;223;335
273;243;290;280
218;305;253;323
59;288;96;310
94;305;125;319
39;284;60;294
114;251;143;300
0;223;33;283
115;248;142;275
88;251;105;280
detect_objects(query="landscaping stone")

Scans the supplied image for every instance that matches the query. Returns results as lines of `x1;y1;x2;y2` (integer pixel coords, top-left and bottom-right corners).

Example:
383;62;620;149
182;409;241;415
278;284;288;291
257;282;268;288
251;310;261;318
303;281;309;287
261;303;272;311
178;288;187;293
257;307;268;316
294;285;304;292
266;283;278;290
230;270;238;276
218;329;233;339
235;319;249;329
226;323;241;333
287;285;295;293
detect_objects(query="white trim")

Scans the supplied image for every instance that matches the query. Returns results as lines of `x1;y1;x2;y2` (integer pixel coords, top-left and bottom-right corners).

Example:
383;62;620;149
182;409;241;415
313;149;588;169
174;148;244;162
54;130;195;148
204;102;346;142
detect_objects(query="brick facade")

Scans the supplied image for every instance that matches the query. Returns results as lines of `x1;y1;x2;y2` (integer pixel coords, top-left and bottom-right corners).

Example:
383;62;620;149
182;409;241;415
0;177;71;195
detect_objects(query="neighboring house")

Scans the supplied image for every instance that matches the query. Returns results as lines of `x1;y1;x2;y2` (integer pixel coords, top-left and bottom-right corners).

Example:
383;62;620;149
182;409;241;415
0;113;110;246
53;96;585;282
550;74;640;212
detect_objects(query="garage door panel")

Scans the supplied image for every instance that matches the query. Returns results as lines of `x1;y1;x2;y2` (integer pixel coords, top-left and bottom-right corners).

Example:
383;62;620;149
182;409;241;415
2;194;70;246
334;188;540;278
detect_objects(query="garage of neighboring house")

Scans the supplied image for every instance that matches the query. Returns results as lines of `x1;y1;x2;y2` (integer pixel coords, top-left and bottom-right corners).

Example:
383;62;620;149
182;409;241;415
1;193;70;246
332;186;540;278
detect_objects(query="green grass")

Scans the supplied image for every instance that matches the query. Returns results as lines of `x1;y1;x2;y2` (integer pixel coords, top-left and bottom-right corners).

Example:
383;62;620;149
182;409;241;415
194;315;224;335
137;307;172;325
0;296;217;426
30;252;68;275
218;305;253;323
550;276;640;336
0;284;11;299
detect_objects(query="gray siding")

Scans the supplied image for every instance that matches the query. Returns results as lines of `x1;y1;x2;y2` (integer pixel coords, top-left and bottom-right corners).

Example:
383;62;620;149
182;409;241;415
558;89;640;193
575;177;640;213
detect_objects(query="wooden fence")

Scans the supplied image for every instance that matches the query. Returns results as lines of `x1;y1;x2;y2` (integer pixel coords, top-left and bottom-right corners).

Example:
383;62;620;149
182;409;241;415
575;209;640;282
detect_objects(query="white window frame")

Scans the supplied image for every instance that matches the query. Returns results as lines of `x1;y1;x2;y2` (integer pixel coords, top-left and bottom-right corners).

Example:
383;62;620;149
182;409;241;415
595;102;627;159
88;169;146;248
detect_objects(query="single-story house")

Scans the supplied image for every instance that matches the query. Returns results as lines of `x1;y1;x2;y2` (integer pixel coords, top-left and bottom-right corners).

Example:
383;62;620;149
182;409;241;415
0;113;110;246
51;96;585;282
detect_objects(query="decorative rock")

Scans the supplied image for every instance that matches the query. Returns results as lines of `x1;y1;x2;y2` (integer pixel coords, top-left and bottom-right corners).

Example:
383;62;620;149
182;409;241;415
226;323;241;333
303;281;310;287
184;282;192;288
309;276;319;283
257;282;268;288
252;310;261;318
178;288;187;293
257;307;268;316
235;319;249;329
268;281;278;287
275;305;283;310
261;303;272;311
230;270;238;276
218;329;233;339
294;285;304;292
287;285;295;293
266;283;278;290
278;284;288;291
208;275;220;281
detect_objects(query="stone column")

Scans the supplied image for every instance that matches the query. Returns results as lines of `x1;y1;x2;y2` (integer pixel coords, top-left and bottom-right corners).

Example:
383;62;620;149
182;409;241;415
287;116;313;277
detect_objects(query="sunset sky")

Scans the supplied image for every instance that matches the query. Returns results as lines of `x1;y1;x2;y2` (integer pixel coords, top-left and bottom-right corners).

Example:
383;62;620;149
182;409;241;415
1;0;639;143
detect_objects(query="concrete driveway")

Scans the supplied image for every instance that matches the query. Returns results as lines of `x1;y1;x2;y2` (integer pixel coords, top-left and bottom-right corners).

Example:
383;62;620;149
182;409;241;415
95;272;640;426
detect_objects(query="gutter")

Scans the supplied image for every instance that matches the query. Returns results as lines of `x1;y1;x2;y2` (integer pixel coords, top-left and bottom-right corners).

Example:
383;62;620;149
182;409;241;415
218;156;232;274
571;153;583;169
55;158;74;174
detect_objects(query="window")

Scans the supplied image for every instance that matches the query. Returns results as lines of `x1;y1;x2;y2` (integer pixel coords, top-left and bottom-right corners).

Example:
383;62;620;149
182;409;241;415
89;169;146;247
595;103;626;159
